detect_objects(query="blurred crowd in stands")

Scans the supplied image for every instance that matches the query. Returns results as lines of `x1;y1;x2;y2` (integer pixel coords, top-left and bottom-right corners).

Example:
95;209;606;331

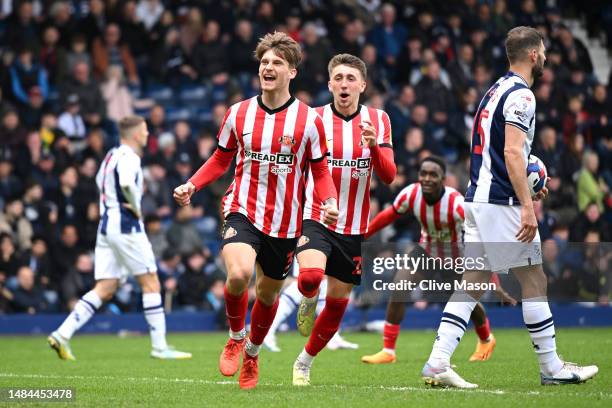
0;0;610;315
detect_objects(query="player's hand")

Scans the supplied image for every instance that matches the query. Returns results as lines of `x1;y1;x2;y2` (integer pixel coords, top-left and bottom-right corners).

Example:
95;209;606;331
359;120;377;148
321;198;339;225
173;182;196;206
516;204;538;242
495;287;518;306
532;177;551;201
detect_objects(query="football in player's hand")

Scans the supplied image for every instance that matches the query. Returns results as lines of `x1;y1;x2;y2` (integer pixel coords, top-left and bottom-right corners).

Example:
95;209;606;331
526;154;547;197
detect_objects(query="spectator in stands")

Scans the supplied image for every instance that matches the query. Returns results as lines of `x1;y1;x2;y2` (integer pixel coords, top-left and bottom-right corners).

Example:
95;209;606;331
21;235;53;293
173;121;196;162
555;26;593;74
48;1;77;49
177;249;217;311
21;182;53;238
59;62;107;130
142;159;173;219
118;0;149;64
155;131;177;172
77;0;107;47
31;151;59;196
560;133;585;183
100;66;134;123
65;34;92;76
136;0;164;32
92;23;139;84
585;84;611;145
0;151;23;205
57;94;86;141
297;22;334;92
51;224;81;282
448;43;475;94
166;205;202;257
192;20;229;85
361;43;389;94
0;196;33;252
156;247;183;305
9;47;49;113
60;251;95;310
4;1;40;52
0;270;11;313
145;214;168;259
334;19;363;57
48;166;81;225
10;265;48;314
144;104;167;157
0;233;21;278
577;150;608;212
151;27;198;85
39;23;69;76
570;202;611;242
229;19;258;78
386;85;415;146
80;128;106;164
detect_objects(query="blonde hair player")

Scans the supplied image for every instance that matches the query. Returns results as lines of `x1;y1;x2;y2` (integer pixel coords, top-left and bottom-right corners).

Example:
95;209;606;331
48;116;192;361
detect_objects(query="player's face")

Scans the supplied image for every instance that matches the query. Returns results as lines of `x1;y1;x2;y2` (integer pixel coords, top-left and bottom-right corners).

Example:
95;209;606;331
329;64;366;111
258;49;296;93
532;42;546;79
135;122;149;148
418;161;444;196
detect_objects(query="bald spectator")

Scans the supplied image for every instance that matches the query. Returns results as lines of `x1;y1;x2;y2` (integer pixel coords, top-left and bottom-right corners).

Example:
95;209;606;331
59;62;106;129
10;266;48;314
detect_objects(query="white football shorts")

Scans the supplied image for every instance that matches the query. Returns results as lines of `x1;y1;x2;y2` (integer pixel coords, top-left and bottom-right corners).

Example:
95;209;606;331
94;232;157;280
463;202;542;273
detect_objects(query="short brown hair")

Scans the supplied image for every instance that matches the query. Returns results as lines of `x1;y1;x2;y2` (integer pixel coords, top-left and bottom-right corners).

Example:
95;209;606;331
254;32;302;68
505;26;544;64
118;115;145;138
327;54;367;80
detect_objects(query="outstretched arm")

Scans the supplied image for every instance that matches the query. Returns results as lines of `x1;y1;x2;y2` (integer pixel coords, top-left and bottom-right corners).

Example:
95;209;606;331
173;147;235;206
366;206;401;239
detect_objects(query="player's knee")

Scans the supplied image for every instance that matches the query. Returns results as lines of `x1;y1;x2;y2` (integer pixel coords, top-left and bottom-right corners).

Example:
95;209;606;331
298;267;324;297
226;273;249;293
140;275;161;293
95;280;118;302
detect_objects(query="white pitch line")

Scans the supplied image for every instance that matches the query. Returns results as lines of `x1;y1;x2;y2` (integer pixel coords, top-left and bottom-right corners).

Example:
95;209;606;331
1;373;609;399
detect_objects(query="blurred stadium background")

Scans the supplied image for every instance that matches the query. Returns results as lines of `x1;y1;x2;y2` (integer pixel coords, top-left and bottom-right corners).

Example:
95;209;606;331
0;0;610;335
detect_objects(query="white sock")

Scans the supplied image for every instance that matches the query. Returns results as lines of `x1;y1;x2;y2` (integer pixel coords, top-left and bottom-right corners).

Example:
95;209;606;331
522;297;563;376
245;338;261;357
267;292;296;336
143;292;167;351
297;348;315;367
427;292;477;368
383;348;396;355
57;290;102;340
230;328;247;340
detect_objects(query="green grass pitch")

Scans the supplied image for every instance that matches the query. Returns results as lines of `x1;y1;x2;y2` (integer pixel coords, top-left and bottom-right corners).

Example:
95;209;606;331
0;328;610;407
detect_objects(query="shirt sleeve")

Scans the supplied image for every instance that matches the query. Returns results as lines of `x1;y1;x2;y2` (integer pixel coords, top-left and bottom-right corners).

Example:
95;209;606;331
117;153;140;188
378;111;392;147
503;88;536;133
392;184;415;214
306;112;328;161
216;106;238;151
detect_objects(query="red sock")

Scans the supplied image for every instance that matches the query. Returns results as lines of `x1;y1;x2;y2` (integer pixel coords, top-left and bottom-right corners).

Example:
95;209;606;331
304;297;349;356
224;286;248;333
249;298;279;345
298;267;324;298
383;322;401;351
474;318;491;342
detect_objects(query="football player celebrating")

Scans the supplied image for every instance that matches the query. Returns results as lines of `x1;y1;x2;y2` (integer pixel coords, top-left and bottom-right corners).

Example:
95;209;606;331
292;54;396;386
174;32;338;390
361;157;516;365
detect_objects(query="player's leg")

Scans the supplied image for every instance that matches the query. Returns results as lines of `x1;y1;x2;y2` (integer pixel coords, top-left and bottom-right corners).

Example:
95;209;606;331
468;302;496;361
264;277;301;352
48;235;117;360
219;241;257;377
362;264;414;364
295;248;327;336
49;278;118;360
422;269;490;388
136;272;191;359
514;264;598;385
294;276;352;386
238;233;295;390
322;278;359;351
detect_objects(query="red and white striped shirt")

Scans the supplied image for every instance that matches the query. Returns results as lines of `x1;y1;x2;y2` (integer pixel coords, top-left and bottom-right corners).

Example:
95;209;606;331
303;104;392;235
393;183;464;245
218;96;328;238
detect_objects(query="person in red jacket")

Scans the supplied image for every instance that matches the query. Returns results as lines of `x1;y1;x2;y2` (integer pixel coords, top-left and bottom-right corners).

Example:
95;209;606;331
361;156;516;365
292;54;397;386
173;32;338;390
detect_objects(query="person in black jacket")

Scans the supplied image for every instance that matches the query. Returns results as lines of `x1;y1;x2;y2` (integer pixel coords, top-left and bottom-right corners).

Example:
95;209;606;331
10;265;48;314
